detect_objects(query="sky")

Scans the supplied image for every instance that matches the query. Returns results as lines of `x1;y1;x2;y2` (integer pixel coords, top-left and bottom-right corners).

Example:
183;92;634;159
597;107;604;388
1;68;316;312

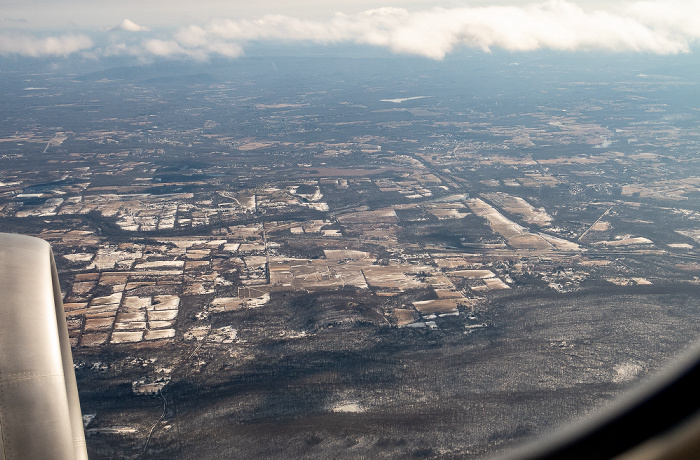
1;0;699;61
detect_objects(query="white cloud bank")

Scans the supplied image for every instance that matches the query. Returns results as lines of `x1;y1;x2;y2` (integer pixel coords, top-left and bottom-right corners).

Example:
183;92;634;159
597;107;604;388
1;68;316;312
141;0;700;59
1;1;699;59
0;33;93;57
120;19;149;32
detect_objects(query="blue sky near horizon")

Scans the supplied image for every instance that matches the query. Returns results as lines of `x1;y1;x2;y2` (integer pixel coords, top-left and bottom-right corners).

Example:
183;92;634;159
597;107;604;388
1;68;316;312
1;0;699;61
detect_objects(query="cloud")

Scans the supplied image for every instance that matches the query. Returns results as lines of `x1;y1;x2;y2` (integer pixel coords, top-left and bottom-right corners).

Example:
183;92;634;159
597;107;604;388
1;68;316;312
0;33;93;57
135;0;700;59
120;19;149;32
141;38;243;60
3;1;698;60
624;0;700;41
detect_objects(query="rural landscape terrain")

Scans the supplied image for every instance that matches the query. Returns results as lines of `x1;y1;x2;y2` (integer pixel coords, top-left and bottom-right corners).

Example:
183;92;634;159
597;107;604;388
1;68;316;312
1;52;700;458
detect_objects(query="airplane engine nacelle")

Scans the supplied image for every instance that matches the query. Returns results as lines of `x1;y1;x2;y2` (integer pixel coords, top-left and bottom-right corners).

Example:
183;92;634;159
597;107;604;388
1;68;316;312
0;233;88;460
